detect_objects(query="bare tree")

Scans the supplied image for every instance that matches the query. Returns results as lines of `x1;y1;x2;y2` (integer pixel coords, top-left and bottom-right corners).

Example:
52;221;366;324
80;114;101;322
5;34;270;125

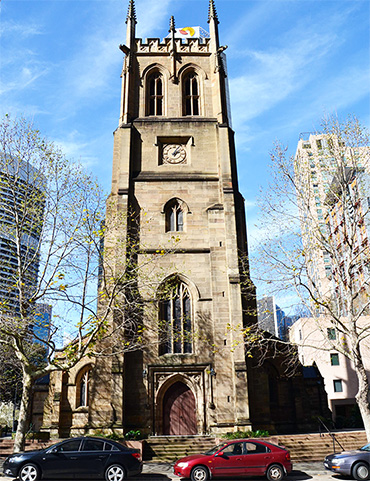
253;115;370;438
0;116;174;451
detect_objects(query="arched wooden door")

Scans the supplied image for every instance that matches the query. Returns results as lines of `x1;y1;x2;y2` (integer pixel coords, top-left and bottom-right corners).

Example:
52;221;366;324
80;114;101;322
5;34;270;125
162;381;197;435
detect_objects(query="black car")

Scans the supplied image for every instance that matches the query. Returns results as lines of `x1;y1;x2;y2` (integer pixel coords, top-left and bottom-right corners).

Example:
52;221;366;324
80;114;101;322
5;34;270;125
324;443;370;480
3;436;142;481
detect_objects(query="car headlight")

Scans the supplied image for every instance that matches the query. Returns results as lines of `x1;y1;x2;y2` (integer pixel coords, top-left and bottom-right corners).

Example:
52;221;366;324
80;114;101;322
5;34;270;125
332;457;346;465
177;462;189;468
9;456;24;463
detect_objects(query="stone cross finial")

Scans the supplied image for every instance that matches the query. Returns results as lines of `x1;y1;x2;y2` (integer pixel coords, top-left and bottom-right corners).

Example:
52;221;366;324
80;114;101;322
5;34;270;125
208;0;219;24
126;0;137;24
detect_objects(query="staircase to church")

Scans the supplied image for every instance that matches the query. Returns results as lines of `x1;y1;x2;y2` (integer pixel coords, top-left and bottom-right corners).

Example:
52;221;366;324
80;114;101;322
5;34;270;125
142;430;368;463
274;430;368;462
143;435;217;462
0;431;367;462
0;438;55;456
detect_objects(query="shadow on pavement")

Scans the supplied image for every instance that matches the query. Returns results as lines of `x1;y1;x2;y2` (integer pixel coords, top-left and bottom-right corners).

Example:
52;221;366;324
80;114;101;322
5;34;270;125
134;477;173;480
289;470;313;480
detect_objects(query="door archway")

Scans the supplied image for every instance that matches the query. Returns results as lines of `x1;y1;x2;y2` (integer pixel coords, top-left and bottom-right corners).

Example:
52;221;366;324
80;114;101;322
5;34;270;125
162;381;197;435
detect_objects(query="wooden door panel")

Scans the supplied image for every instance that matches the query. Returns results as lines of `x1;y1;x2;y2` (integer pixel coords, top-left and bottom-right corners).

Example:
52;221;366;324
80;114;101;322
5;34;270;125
163;381;197;435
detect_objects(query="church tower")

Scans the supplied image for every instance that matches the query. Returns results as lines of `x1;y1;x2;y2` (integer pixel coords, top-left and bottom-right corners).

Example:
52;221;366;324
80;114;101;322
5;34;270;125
43;0;256;438
106;0;256;435
39;1;336;439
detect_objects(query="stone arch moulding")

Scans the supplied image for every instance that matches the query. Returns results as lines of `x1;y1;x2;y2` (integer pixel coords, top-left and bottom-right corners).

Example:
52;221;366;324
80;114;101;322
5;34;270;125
161;197;191;215
178;63;207;117
157;272;200;302
141;63;170;117
74;364;94;409
162;197;190;233
71;362;95;386
156;372;198;398
178;63;207;81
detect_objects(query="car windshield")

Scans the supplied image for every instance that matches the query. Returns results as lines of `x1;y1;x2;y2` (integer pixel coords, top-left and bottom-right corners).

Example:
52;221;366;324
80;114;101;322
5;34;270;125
360;444;370;452
204;442;229;455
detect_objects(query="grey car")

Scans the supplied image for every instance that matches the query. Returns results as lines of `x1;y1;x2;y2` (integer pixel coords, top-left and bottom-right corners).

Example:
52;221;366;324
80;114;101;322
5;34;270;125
324;444;370;480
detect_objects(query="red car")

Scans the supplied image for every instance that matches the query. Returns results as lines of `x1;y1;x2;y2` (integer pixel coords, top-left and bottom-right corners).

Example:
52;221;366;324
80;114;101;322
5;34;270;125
174;439;292;481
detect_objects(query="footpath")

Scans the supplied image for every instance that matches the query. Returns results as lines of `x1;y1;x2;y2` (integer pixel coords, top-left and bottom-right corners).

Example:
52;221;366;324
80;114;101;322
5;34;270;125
0;458;340;481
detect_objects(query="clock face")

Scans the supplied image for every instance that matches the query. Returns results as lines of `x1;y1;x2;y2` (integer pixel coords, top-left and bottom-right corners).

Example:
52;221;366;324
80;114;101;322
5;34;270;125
162;144;187;164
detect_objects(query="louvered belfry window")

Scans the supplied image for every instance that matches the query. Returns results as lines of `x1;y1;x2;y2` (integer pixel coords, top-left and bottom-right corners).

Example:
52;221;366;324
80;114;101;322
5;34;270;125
184;73;199;116
148;72;163;116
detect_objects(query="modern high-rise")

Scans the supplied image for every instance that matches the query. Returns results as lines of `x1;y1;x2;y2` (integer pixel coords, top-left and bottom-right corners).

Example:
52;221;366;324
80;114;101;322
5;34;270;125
257;296;297;340
293;131;370;423
295;133;370;308
0;157;43;313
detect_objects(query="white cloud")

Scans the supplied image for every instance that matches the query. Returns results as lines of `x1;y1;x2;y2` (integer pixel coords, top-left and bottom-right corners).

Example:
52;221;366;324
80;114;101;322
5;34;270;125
0;20;42;39
229;31;337;133
311;66;370;114
226;2;366;151
136;0;175;38
244;198;257;210
53;130;101;169
52;0;177;113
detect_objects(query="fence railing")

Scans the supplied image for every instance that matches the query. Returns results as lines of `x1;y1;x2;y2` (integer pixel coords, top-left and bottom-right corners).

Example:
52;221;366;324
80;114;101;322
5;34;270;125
318;417;345;453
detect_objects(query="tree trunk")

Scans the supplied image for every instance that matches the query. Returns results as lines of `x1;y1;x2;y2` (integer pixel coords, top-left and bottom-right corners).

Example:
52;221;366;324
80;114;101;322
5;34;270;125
354;350;370;441
13;372;33;453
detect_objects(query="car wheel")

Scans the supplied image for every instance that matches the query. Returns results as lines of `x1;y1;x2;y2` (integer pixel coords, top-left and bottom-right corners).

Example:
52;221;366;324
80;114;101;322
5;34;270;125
266;464;284;481
19;464;39;481
353;462;370;481
191;466;209;481
105;464;126;481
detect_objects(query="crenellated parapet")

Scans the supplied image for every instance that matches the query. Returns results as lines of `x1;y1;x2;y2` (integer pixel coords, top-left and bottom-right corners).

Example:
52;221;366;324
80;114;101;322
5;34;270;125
135;37;210;55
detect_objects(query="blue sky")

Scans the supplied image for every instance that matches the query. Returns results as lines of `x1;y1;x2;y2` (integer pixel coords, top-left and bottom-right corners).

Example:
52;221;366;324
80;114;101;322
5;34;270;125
1;0;369;307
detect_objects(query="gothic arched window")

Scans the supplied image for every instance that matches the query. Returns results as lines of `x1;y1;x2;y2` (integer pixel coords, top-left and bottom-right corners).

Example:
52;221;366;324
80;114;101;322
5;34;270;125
76;366;91;408
183;72;199;116
147;71;163;116
165;200;184;232
159;280;192;355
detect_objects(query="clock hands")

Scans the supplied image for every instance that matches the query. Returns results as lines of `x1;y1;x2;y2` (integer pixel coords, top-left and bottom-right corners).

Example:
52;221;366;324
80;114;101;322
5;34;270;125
172;146;180;156
162;144;186;164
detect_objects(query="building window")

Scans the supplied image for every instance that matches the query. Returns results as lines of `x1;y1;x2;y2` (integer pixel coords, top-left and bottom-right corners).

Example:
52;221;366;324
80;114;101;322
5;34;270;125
147;72;163;116
183;72;199;116
325;266;332;277
159;280;192;355
165;200;184;232
327;328;336;340
76;366;91;407
333;380;343;392
330;353;339;366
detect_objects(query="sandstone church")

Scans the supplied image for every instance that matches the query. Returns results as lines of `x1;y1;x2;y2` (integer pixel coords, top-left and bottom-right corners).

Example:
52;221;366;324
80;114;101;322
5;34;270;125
38;0;330;438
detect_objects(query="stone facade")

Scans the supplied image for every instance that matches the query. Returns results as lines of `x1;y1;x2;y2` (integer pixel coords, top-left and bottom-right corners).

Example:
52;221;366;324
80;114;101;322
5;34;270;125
41;0;256;438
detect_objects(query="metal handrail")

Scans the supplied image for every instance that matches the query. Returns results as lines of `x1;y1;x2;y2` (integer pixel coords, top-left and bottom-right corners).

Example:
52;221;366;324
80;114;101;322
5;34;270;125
318;417;345;453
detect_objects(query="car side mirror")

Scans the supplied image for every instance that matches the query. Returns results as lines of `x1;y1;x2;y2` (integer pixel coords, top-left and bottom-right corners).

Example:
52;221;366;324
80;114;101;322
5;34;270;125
47;447;59;454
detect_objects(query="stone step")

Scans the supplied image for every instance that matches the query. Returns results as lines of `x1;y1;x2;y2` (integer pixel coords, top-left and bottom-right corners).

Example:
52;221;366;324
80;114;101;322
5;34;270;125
275;431;367;462
143;431;368;462
0;439;56;456
1;431;366;462
143;436;216;461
